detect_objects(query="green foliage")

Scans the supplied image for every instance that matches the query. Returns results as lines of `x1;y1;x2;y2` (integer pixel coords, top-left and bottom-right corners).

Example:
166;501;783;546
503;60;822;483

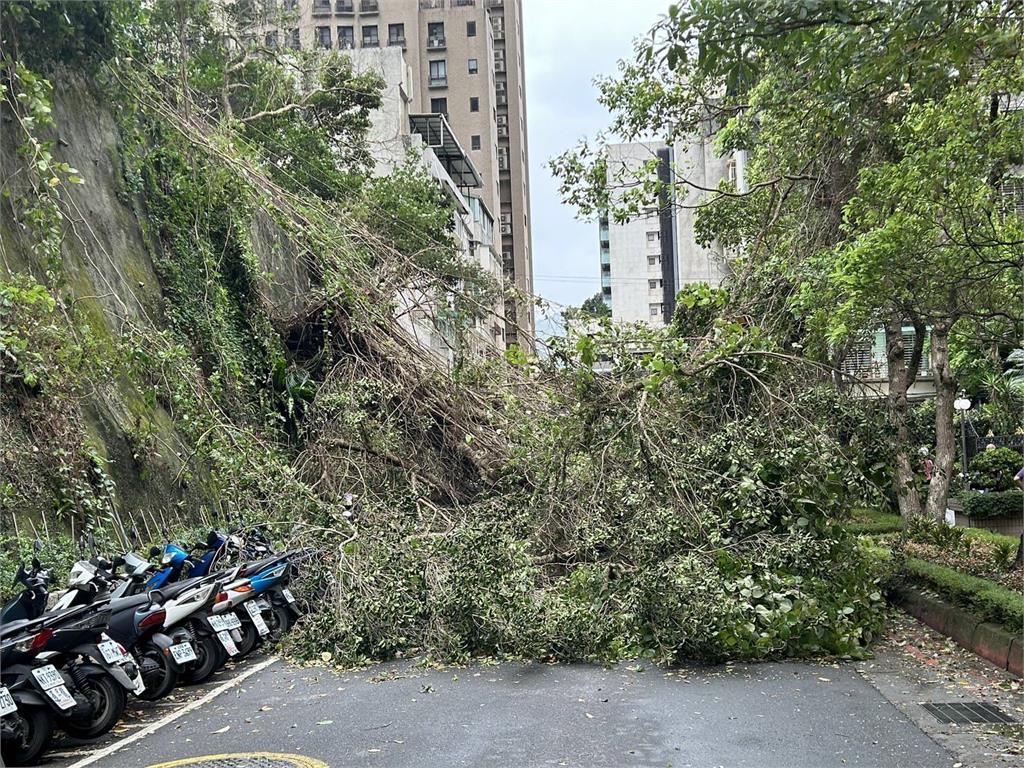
962;491;1024;520
903;556;1023;630
969;448;1023;492
578;292;611;319
0;0;131;70
841;510;904;536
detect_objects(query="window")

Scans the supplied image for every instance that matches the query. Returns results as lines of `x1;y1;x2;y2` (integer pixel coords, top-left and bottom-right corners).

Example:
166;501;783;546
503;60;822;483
388;23;405;45
468;58;478;75
289;28;300;49
467;20;476;36
646;231;660;243
430;97;448;116
428;21;445;48
362;25;378;46
650;304;662;317
338;26;354;48
647;255;661;267
648;279;663;290
264;31;278;48
469;97;480;112
284;0;298;10
429;59;447;86
315;26;331;48
471;135;481;150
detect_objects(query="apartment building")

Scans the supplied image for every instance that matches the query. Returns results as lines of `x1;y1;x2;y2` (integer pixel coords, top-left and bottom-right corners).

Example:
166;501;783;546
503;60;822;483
599;134;747;328
239;0;534;349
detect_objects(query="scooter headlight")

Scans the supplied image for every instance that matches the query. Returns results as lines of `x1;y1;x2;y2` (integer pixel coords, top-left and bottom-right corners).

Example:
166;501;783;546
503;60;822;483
160;553;173;566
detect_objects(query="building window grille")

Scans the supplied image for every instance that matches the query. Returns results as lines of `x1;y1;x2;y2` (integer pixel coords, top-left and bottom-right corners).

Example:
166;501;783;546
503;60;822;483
429;59;448;87
315;26;331;48
361;25;379;46
1000;176;1024;217
336;0;354;11
338;26;355;48
468;58;478;75
312;0;331;15
428;22;446;49
360;0;379;12
388;23;405;45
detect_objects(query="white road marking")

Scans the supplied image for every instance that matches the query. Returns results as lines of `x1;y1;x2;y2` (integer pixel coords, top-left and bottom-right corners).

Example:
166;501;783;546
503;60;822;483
65;656;279;768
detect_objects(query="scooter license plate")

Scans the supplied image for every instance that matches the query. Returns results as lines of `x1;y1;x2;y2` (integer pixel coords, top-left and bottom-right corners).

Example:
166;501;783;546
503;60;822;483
0;686;16;716
209;613;241;632
217;630;240;656
281;588;295;604
169;643;197;664
98;640;127;664
45;684;76;711
244;601;270;636
31;664;65;691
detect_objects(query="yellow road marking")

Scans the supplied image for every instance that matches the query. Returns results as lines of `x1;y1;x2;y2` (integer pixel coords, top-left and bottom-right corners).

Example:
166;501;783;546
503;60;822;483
147;754;328;768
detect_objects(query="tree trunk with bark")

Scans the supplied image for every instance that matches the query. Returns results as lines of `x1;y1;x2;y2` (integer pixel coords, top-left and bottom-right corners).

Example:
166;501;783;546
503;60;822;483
886;315;925;518
925;324;957;521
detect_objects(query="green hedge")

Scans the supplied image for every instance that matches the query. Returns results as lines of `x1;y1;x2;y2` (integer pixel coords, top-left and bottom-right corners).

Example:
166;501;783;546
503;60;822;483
962;491;1024;520
903;557;1024;629
841;510;904;535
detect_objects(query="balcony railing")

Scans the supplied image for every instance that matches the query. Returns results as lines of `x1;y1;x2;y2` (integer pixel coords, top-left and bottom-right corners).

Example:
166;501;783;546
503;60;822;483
336;0;354;12
427;36;446;49
362;38;380;47
420;0;445;8
453;0;477;6
429;76;448;88
312;0;332;15
360;0;379;12
388;36;406;46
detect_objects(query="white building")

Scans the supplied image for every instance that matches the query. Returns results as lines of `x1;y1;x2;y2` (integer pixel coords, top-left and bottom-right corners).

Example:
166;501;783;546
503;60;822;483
599;134;747;327
344;47;507;364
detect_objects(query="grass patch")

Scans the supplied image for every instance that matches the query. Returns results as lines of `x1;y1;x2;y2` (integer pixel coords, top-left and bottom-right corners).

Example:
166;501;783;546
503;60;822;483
961;527;1020;549
903;556;1024;629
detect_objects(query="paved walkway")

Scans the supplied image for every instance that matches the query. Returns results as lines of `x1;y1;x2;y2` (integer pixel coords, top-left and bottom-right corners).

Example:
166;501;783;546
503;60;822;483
58;658;953;768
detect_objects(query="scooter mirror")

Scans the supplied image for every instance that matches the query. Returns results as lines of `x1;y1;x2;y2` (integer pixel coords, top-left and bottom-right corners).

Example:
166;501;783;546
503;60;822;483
32;539;43;552
149;545;162;558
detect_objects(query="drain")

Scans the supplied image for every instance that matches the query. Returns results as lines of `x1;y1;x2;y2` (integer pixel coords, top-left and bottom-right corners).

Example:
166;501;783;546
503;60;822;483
146;754;328;768
922;702;1018;725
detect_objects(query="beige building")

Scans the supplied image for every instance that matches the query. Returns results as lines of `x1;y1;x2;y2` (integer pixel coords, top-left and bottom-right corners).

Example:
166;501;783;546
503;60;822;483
242;0;535;349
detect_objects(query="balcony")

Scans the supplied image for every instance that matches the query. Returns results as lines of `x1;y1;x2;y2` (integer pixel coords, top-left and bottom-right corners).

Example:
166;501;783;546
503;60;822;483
360;0;379;13
420;0;445;8
362;37;380;47
485;0;504;7
427;36;446;50
429;76;448;88
388;36;406;47
335;0;354;12
312;0;332;16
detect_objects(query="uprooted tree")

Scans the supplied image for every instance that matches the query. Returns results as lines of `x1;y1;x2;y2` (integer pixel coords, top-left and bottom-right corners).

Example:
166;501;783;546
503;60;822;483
553;0;1024;521
1;0;901;664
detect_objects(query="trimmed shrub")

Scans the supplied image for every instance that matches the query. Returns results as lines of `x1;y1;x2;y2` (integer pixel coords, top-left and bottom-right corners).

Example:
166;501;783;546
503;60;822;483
962;491;1024;520
970;447;1023;491
903;557;1024;629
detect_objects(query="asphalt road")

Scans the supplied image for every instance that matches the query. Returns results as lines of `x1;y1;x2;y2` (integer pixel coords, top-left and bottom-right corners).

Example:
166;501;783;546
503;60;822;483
53;658;954;768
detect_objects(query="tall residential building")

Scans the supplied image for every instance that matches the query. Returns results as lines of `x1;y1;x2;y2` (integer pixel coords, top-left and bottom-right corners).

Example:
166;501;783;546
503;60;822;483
599;134;747;328
239;0;534;349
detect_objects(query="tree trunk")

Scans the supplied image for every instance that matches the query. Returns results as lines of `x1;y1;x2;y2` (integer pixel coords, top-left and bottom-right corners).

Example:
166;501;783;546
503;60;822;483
886;315;923;518
925;325;957;521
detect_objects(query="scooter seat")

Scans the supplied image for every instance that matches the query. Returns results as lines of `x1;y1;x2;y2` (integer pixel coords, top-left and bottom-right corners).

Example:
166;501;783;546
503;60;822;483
0;604;91;640
106;592;153;613
238;554;287;578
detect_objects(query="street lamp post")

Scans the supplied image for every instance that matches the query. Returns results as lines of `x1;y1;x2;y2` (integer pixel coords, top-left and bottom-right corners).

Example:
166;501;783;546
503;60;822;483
953;396;972;483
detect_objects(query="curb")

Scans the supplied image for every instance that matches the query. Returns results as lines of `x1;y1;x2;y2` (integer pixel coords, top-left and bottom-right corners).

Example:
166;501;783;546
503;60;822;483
891;586;1022;677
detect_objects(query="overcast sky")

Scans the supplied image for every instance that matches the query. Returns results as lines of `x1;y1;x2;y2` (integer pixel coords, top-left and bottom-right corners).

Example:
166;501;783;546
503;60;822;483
522;0;668;336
